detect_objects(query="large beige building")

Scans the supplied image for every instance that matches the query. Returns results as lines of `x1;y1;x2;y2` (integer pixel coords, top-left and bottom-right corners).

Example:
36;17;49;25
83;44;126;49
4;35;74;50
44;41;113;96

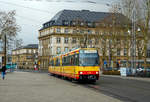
38;9;133;70
12;44;38;69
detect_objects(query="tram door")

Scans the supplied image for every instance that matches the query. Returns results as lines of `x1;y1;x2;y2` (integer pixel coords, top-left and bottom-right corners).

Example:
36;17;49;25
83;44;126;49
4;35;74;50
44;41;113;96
70;55;76;79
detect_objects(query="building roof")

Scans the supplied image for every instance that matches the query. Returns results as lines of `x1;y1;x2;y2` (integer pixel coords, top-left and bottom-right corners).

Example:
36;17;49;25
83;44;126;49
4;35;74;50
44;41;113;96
51;10;111;24
39;9;128;30
23;44;38;49
12;44;38;51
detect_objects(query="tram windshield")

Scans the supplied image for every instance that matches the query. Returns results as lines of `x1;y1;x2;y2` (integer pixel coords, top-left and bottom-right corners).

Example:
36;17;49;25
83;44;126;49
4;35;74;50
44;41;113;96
79;50;99;66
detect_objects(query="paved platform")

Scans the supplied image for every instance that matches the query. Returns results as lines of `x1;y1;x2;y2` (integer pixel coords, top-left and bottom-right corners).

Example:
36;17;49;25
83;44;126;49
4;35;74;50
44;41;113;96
0;71;122;102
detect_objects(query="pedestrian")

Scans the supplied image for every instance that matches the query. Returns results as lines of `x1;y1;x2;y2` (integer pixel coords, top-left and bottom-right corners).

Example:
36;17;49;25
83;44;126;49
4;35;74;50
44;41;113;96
1;64;6;80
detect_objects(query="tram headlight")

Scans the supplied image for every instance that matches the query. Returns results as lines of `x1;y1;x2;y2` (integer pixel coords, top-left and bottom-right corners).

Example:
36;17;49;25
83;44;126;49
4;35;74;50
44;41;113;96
96;71;99;74
80;72;83;74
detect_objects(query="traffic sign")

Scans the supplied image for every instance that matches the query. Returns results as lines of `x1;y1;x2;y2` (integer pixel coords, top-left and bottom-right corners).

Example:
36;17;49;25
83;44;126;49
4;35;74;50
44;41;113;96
104;61;107;65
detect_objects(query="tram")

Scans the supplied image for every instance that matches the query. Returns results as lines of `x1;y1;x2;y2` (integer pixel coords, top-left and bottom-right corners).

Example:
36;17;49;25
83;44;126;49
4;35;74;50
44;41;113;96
48;48;100;82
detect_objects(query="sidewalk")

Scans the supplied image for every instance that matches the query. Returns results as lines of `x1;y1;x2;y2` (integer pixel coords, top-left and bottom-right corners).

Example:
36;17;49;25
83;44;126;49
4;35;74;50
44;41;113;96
101;74;150;82
0;71;122;102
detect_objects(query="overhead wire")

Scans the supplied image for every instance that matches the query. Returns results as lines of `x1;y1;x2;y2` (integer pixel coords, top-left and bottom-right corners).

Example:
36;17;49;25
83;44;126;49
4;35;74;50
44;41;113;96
0;0;114;27
0;0;50;24
16;15;43;24
0;0;50;13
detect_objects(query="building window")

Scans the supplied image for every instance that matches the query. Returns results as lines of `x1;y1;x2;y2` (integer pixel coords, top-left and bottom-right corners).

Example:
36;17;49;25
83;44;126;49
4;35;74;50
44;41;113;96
73;29;76;33
56;28;61;33
63;21;69;25
95;31;99;34
64;37;69;44
95;38;99;44
117;39;120;44
87;30;92;34
80;38;84;43
65;28;69;33
124;48;127;56
57;47;61;54
72;38;76;43
29;49;32;53
56;37;61;43
88;39;92;44
50;37;52;44
64;47;68;52
117;49;120;56
50;28;54;33
80;29;84;34
147;50;150;58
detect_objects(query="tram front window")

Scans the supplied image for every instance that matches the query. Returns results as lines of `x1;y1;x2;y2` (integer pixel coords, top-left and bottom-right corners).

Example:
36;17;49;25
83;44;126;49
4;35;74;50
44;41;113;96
79;53;99;66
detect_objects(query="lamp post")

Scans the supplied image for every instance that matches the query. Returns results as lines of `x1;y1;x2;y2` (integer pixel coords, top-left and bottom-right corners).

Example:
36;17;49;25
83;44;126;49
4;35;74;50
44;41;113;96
4;34;7;66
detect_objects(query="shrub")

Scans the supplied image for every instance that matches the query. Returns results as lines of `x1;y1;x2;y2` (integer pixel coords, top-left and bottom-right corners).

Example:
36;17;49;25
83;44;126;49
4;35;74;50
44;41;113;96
102;71;120;75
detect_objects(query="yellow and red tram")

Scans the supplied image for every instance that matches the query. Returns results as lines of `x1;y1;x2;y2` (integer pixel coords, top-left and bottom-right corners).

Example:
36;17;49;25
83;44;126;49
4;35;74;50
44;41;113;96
48;48;100;82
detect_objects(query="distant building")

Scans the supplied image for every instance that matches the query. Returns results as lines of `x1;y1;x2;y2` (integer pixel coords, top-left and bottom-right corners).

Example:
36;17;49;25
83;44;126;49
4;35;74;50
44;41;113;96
12;44;38;69
38;9;130;70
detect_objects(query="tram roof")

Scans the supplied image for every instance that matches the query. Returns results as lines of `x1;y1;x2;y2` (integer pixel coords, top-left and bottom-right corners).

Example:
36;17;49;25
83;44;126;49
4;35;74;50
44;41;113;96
51;48;98;59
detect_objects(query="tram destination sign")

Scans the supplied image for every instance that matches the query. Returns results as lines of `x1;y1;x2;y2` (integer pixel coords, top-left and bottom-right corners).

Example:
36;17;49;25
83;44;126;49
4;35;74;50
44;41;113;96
84;50;97;53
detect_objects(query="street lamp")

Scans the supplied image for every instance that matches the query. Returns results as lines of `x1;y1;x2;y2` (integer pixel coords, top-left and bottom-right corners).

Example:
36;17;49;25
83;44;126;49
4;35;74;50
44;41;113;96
130;4;137;75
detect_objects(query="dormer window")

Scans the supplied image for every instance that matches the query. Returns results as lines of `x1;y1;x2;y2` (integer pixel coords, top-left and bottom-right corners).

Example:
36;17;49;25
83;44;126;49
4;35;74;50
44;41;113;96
87;22;92;27
71;21;76;26
63;20;69;25
72;22;76;26
80;22;84;26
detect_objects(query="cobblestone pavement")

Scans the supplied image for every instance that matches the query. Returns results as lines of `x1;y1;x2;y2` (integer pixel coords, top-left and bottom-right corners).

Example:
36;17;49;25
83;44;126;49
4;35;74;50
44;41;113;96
0;72;122;102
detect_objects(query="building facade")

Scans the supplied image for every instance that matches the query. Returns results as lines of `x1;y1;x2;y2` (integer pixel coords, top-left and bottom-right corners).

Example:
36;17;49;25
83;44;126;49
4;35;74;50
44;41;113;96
38;9;134;70
12;44;38;69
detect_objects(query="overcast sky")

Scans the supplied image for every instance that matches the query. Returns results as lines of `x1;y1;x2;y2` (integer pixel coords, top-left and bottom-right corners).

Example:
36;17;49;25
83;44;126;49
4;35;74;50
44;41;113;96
0;0;118;45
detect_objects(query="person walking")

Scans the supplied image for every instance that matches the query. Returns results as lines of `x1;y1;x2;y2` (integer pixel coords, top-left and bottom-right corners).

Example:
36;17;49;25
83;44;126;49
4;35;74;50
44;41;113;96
1;64;6;80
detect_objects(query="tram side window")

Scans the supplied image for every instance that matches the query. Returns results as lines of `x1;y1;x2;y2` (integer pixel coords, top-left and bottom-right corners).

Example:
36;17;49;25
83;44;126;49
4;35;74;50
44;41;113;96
64;56;71;66
49;60;54;66
62;54;79;66
70;55;74;65
52;60;54;66
71;54;79;66
62;57;67;66
63;56;71;66
49;60;52;66
75;54;79;66
70;54;79;66
56;58;60;66
67;56;71;66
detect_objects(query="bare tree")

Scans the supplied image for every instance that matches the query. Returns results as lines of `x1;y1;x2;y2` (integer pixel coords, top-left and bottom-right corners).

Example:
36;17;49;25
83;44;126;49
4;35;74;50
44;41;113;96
0;10;20;65
140;0;150;67
14;38;23;48
106;2;131;68
117;0;150;68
